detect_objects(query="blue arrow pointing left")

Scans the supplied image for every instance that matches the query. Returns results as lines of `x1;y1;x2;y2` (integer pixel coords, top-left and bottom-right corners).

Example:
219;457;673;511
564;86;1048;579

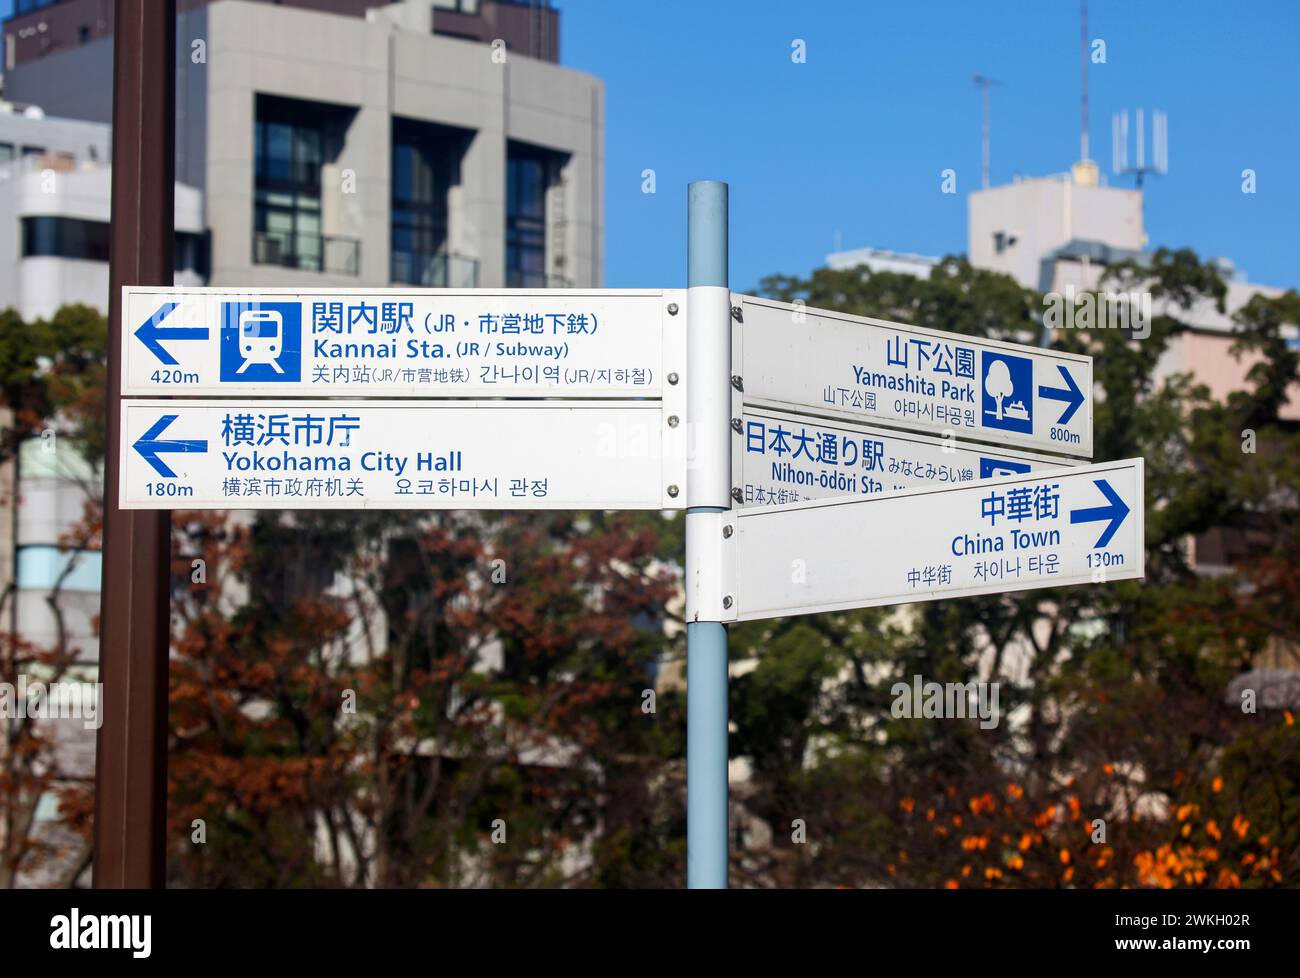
133;415;207;478
1038;364;1085;425
1070;478;1130;548
134;302;209;366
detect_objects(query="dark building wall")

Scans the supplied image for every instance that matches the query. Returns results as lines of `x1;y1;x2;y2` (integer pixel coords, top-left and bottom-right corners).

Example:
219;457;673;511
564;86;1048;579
5;0;560;68
4;0;379;68
4;34;114;123
433;2;559;62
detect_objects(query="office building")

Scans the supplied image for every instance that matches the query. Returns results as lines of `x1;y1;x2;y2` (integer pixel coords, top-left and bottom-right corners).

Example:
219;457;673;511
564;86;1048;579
4;0;603;291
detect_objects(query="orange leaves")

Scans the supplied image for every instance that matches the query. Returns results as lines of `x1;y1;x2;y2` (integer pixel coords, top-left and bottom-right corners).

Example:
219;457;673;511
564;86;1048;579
1231;814;1250;839
1215;867;1241;888
1210;776;1223;793
899;797;915;813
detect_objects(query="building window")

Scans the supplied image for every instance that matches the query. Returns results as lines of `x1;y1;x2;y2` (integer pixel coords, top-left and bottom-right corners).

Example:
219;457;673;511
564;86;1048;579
252;94;363;275
432;0;481;13
254;99;323;271
0;143;14;165
506;147;550;288
22;216;111;262
21;216;208;275
21;145;45;160
78;25;91;45
390;118;470;286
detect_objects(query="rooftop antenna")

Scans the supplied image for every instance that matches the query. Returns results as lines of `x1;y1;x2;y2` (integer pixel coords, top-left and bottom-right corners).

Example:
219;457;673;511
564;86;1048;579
1072;0;1100;185
1079;0;1090;164
973;73;1005;189
1111;108;1168;188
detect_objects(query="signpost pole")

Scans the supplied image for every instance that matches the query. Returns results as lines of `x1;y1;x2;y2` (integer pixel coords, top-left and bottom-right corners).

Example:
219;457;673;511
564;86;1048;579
685;181;730;888
93;0;176;888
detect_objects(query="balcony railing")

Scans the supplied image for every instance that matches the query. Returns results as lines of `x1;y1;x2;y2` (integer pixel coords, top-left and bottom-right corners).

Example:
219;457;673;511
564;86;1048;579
507;272;575;289
254;231;360;276
390;251;479;288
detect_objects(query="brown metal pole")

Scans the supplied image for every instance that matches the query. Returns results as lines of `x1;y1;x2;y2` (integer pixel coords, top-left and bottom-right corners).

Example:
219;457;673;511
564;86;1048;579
93;0;176;888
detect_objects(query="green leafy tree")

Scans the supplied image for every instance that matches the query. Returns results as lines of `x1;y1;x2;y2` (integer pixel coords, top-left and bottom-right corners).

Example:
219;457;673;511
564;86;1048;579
732;254;1300;888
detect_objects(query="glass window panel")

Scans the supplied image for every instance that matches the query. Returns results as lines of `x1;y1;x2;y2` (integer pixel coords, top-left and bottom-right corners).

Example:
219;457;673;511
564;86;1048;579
265;210;295;235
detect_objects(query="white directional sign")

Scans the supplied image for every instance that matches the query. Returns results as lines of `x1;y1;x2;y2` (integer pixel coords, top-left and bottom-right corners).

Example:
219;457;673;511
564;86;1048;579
119;400;686;510
736;295;1093;458
121;287;685;398
737;407;1076;506
716;459;1142;622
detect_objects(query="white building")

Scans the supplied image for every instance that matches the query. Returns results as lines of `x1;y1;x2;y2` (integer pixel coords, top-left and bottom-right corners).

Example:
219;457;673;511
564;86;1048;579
0;114;206;321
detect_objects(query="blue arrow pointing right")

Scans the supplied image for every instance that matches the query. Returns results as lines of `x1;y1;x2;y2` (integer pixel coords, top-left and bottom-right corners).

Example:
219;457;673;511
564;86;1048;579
1070;478;1130;548
133;415;207;479
1038;364;1085;426
134;302;209;366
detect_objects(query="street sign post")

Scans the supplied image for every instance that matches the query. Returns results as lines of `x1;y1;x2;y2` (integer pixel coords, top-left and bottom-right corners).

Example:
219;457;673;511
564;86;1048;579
100;179;1138;892
706;458;1143;623
95;0;174;890
737;406;1076;507
736;294;1093;458
122;287;685;398
119;400;687;510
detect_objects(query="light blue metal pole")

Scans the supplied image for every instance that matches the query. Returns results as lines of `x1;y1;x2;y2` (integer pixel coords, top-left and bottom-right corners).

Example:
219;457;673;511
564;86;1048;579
686;181;729;889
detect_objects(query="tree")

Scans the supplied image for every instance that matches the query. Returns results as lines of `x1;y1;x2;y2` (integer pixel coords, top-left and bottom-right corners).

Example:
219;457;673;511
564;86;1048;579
732;255;1300;888
0;305;107;888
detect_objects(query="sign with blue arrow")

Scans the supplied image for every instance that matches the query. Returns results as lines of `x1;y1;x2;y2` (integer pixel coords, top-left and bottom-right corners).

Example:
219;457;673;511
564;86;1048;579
737;295;1094;459
705;457;1144;623
132;414;209;479
117;399;689;510
121;286;684;399
1039;363;1086;426
1069;478;1131;548
133;302;210;366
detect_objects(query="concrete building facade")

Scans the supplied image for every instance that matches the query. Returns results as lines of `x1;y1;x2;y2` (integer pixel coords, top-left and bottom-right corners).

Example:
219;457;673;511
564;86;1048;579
4;0;603;292
0;114;206;321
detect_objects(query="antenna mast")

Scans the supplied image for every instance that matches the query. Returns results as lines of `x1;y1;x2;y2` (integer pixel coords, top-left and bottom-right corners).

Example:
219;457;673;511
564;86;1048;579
1080;0;1089;162
1111;108;1169;188
973;73;1004;190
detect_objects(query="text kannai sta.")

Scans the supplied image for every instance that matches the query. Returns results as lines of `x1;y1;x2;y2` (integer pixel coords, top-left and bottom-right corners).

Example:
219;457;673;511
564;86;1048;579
313;337;568;359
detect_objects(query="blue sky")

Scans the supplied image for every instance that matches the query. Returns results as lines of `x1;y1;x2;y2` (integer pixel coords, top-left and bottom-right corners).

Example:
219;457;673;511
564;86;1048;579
562;0;1300;292
3;1;1293;292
